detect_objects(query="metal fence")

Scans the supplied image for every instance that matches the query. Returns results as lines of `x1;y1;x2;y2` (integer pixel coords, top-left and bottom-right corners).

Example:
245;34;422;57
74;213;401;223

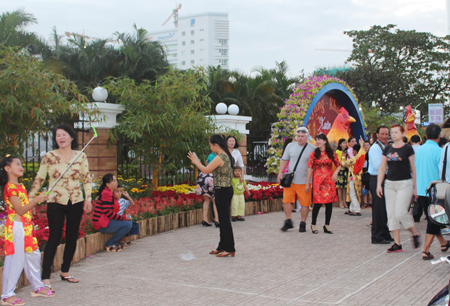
116;138;195;186
246;130;270;178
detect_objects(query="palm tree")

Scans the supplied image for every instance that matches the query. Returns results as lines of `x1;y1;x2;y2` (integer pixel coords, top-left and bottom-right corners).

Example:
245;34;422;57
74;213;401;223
114;24;168;83
252;60;302;101
204;65;239;110
229;71;282;132
0;9;39;49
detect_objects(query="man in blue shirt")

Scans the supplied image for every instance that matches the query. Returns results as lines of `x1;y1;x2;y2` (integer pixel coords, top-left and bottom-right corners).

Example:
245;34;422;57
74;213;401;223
369;126;393;244
415;123;450;260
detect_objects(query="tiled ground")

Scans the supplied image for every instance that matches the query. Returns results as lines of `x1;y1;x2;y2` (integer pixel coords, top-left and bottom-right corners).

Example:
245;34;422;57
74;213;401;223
15;208;450;305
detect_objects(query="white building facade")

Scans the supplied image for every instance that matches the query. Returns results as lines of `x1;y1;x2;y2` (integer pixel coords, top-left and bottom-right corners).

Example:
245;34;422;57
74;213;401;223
148;12;229;69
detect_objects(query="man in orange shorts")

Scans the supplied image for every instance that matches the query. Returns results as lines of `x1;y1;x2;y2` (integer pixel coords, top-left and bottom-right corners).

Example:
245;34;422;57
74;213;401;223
277;127;316;232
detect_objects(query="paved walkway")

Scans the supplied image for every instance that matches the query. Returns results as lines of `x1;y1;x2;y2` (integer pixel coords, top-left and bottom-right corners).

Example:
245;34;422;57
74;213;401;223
16;208;450;305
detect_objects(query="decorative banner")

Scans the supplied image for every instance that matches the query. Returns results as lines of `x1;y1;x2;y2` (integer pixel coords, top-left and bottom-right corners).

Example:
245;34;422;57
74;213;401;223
306;93;355;148
428;103;444;124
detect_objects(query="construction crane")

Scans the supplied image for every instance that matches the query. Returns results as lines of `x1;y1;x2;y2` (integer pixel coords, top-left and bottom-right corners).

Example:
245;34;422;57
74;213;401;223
315;48;374;54
65;31;100;40
162;3;182;28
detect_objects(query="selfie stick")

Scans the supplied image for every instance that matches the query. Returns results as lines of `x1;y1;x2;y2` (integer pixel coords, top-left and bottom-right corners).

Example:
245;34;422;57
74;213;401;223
45;127;98;195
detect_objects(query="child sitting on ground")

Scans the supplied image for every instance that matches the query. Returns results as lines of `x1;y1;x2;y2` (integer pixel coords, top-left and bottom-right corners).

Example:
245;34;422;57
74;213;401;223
231;167;251;222
114;186;140;247
0;155;54;306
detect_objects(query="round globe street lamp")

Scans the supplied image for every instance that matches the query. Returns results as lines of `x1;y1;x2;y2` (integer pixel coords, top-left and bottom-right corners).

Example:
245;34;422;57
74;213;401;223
228;104;239;115
215;102;227;114
92;87;108;102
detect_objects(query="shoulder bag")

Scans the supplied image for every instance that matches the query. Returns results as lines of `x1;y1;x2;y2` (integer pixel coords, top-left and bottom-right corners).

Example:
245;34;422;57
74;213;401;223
280;144;308;188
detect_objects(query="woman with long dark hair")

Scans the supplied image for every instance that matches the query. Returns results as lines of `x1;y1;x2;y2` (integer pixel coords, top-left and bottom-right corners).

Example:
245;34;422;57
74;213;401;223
92;174;133;252
335;138;348;209
29;124;92;289
188;134;236;257
306;133;341;234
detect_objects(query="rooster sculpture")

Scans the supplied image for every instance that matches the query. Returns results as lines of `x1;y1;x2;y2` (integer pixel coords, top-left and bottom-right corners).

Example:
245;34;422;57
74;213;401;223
326;107;356;148
404;105;419;141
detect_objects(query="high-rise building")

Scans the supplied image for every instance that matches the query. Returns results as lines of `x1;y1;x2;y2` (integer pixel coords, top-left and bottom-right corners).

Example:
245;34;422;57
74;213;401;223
148;12;229;69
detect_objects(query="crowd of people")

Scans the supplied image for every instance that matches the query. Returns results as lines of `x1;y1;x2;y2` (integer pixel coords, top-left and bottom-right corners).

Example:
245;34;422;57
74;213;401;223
277;124;450;258
4;121;450;304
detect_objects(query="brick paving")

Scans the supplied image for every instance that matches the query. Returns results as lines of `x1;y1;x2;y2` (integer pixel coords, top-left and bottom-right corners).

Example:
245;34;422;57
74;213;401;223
15;207;450;305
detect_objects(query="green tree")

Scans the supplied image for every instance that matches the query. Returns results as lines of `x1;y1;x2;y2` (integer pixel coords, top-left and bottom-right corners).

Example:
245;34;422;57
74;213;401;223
104;67;215;176
338;24;450;120
229;71;283;132
0;9;39;49
0;48;93;156
114;24;169;83
253;60;302;100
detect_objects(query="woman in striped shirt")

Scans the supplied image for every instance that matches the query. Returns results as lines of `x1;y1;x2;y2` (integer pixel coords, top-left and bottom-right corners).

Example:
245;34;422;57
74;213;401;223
92;174;133;252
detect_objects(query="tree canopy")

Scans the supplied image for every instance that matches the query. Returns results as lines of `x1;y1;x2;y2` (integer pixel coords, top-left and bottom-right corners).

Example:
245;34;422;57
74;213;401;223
0;48;93;156
337;24;450;122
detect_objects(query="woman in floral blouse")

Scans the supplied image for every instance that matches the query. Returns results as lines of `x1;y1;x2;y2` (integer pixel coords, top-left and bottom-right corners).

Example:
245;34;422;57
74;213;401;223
29;124;92;289
306;133;341;234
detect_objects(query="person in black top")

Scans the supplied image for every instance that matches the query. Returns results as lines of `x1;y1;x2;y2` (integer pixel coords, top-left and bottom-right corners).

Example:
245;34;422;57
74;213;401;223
377;124;421;253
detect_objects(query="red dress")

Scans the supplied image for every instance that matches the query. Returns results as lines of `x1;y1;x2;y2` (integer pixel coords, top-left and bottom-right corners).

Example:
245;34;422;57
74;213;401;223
308;151;341;204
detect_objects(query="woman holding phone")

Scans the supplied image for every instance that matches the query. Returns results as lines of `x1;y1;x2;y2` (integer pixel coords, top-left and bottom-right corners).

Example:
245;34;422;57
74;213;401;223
188;135;236;257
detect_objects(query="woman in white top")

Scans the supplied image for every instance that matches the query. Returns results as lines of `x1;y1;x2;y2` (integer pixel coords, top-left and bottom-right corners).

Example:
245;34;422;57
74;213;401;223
227;136;245;183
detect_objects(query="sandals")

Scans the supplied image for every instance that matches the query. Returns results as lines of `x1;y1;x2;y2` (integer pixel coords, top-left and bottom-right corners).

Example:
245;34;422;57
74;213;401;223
60;275;79;283
344;210;351;215
30;287;54;298
209;250;224;255
43;284;54;293
441;241;450;252
422;251;435;260
348;212;361;216
105;244;123;252
1;297;25;305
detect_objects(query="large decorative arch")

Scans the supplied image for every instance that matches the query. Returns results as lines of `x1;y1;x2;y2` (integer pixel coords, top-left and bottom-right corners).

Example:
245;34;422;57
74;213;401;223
265;75;366;174
303;82;366;141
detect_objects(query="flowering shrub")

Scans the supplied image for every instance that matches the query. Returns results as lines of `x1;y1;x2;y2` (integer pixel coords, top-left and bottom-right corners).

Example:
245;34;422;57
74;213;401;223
266;75;365;174
245;183;282;201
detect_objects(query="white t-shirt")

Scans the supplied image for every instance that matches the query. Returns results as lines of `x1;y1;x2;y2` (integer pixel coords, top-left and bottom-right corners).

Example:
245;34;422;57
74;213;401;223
231;149;244;168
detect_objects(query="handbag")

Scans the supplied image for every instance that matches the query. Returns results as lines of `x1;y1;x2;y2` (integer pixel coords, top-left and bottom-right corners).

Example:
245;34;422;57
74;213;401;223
280;143;309;188
361;172;371;188
426;144;450;201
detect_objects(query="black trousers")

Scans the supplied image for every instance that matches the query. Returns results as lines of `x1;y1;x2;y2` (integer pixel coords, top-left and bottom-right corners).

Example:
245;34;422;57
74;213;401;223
42;201;84;279
311;203;332;225
419;196;443;235
369;176;392;243
413;198;423;222
214;187;235;253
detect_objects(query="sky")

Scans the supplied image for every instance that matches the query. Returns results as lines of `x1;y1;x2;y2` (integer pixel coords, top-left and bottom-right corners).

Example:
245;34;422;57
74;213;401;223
4;0;448;77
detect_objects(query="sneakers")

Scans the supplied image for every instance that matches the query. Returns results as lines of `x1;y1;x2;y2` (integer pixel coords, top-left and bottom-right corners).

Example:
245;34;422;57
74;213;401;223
281;219;294;232
387;243;403;253
413;234;422;249
299;221;306;232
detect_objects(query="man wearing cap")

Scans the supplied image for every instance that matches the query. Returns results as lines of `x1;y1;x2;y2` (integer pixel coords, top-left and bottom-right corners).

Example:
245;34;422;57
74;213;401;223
277;127;316;232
